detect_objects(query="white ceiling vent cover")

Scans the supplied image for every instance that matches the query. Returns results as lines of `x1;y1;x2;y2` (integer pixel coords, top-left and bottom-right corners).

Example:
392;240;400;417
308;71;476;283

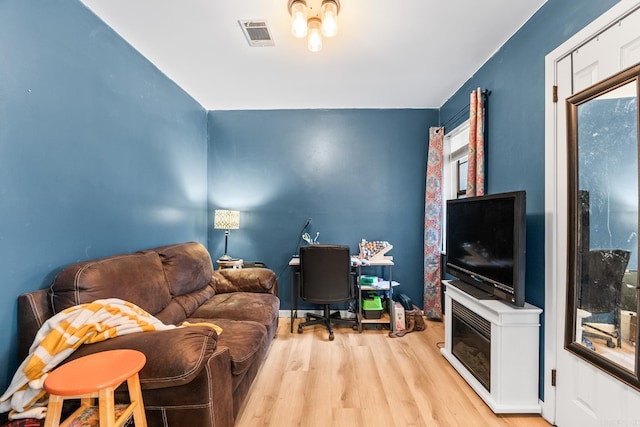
238;20;275;47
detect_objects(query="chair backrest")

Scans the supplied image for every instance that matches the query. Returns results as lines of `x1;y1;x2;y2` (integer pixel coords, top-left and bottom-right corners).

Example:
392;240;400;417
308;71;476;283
243;261;267;268
300;244;352;303
581;249;631;314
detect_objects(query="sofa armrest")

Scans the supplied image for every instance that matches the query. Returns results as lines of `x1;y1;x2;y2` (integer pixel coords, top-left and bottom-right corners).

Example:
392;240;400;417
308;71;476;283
18;289;54;362
213;268;278;295
68;325;219;390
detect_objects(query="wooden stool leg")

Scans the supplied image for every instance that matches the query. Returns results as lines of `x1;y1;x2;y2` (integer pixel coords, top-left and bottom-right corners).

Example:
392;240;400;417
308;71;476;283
80;397;94;407
127;373;148;427
98;387;117;427
44;394;64;427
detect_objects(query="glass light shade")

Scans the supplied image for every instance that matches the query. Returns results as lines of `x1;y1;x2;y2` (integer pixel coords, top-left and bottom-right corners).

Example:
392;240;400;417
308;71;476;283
321;1;338;37
290;1;308;38
214;209;240;230
307;18;322;52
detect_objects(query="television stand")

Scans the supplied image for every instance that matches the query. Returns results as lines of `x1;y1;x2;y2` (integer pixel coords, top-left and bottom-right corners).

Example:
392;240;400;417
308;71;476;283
441;280;542;413
449;279;497;300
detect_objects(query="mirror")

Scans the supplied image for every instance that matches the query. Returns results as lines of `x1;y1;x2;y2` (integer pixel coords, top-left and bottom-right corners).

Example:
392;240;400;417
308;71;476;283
566;64;640;390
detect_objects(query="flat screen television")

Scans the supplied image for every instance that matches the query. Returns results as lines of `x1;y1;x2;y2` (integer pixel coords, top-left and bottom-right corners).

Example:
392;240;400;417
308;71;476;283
445;190;526;307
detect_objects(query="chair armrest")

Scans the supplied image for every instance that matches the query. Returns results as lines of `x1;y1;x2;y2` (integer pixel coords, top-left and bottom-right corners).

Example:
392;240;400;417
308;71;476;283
213;268;278;295
67;325;219;390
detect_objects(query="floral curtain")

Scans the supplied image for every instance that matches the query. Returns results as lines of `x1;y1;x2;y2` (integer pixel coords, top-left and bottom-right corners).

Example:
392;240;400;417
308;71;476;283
467;88;486;197
423;88;487;319
423;127;444;320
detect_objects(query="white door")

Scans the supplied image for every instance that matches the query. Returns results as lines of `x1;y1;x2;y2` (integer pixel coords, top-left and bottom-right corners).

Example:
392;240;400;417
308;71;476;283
547;3;640;426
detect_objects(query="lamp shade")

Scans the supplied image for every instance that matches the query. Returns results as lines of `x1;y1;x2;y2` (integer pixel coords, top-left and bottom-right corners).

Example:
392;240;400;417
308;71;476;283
214;210;240;230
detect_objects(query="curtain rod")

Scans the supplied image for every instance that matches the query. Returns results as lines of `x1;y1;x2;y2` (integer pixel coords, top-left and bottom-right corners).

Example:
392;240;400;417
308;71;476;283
441;89;491;131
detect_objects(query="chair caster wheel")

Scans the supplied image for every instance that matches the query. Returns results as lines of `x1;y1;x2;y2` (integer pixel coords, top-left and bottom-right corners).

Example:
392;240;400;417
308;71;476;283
606;339;615;348
329;332;335;341
298;325;303;334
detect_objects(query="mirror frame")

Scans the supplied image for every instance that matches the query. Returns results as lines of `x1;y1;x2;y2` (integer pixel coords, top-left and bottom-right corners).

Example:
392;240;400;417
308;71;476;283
566;63;640;391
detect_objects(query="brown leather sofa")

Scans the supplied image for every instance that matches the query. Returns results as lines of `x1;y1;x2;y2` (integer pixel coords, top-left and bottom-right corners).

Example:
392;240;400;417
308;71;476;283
16;241;279;427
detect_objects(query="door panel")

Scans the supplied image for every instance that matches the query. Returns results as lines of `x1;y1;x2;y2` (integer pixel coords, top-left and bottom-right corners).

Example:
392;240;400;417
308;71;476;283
572;9;640;92
554;5;640;427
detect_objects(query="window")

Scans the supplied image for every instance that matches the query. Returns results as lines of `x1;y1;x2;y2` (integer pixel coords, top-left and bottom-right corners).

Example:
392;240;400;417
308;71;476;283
456;158;469;198
442;123;469;251
443;123;470;201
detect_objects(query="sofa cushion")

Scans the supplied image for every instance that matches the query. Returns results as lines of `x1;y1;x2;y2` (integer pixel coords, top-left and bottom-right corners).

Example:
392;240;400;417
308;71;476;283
190;292;280;329
188;318;267;376
213;268;277;294
51;251;171;315
154;285;216;325
147;242;214;297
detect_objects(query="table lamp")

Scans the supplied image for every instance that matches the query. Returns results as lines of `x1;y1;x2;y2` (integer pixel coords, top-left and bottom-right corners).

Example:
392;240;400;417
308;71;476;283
214;209;240;261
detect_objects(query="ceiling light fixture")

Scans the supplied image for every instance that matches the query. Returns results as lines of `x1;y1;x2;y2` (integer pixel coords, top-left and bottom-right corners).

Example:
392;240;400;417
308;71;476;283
288;0;340;52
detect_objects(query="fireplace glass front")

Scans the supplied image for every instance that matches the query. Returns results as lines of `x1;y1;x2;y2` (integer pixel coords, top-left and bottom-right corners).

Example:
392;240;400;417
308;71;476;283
451;300;491;391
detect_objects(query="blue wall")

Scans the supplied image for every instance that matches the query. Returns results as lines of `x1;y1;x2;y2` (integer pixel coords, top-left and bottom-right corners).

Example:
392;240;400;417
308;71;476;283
439;0;620;398
207;109;438;310
0;0;629;404
0;0;207;391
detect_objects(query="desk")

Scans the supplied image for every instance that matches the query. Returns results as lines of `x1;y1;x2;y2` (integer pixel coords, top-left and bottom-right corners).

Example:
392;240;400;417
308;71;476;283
288;257;301;333
289;257;395;333
216;259;243;269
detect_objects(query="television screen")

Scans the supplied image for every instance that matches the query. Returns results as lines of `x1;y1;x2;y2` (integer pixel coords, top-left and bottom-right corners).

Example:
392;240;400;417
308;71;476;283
445;191;526;307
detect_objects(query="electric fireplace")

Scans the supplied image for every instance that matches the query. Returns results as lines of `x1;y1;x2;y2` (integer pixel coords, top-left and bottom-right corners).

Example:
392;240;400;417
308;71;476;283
451;299;491;391
441;280;542;414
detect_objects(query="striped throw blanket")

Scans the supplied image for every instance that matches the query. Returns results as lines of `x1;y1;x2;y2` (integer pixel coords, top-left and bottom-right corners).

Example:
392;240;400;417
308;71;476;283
0;298;220;420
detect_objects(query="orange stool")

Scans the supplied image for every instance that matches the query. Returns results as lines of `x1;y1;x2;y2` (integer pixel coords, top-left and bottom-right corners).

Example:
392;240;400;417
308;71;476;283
43;349;147;427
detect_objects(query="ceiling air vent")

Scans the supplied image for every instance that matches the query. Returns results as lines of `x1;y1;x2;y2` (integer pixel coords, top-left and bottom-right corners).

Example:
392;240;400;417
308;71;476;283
238;20;275;47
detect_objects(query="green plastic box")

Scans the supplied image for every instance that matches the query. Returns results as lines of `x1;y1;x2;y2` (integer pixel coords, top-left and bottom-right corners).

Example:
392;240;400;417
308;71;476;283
362;295;383;319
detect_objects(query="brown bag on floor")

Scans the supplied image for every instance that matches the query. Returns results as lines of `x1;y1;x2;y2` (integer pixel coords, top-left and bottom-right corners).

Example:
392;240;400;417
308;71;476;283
389;305;425;338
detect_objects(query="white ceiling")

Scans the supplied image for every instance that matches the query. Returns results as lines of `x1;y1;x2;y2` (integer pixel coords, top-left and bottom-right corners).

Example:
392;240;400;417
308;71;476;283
80;0;547;111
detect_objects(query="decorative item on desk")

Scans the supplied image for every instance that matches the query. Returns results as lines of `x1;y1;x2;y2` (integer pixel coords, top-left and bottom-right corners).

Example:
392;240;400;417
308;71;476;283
358;239;393;261
302;231;319;245
214;209;240;261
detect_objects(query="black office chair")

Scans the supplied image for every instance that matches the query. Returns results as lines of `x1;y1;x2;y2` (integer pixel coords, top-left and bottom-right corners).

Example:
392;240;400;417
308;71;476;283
242;261;267;268
298;244;357;340
581;249;630;348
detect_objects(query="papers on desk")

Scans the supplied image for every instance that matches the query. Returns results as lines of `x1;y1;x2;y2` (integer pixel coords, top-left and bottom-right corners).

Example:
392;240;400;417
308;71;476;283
364;280;399;290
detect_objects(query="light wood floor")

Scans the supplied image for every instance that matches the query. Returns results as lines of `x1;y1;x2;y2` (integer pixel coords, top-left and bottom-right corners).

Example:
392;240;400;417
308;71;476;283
235;317;552;427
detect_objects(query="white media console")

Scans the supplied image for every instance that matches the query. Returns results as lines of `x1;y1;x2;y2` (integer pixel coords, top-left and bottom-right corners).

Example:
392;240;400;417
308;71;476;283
441;280;543;413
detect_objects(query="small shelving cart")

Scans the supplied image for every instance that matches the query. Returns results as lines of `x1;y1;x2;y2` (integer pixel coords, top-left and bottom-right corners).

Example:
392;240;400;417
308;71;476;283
355;241;395;332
